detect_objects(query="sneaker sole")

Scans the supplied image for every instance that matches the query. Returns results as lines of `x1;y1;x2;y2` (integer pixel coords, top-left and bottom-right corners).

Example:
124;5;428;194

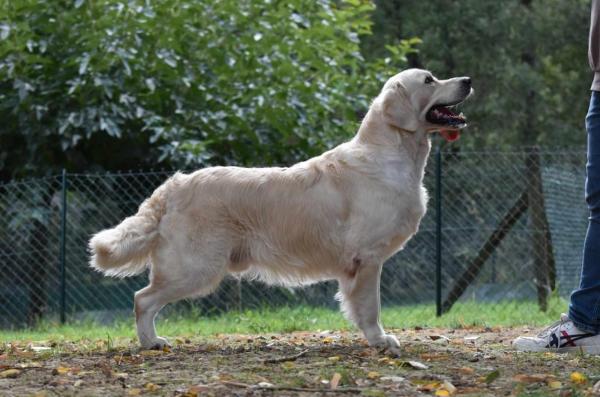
515;345;600;354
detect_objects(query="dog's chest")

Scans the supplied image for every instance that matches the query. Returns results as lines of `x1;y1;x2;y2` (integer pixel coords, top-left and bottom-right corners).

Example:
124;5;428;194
361;173;428;258
390;183;428;231
354;173;427;232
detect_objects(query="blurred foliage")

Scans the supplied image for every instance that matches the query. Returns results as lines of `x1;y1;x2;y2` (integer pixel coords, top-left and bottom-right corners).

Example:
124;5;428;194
363;0;592;149
0;0;414;178
0;0;593;178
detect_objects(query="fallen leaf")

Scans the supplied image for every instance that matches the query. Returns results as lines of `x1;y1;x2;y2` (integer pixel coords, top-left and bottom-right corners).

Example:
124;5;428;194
120;355;144;365
180;384;211;397
127;388;142;396
144;382;160;391
458;366;474;374
513;374;554;383
483;369;500;384
548;380;562;390
52;366;70;376
48;378;70;387
114;372;128;380
140;350;163;356
405;360;428;370
457;387;484;394
592;380;600;395
420;353;450;361
15;361;42;369
74;380;83;387
429;335;451;343
322;337;334;344
76;370;95;378
11;348;35;359
258;382;274;388
30;346;51;353
418;382;440;392
570;372;587;384
281;361;295;370
435;390;450;397
331;372;342;389
441;380;457;394
381;376;405;383
218;373;234;381
367;371;380;379
0;369;21;378
328;356;341;363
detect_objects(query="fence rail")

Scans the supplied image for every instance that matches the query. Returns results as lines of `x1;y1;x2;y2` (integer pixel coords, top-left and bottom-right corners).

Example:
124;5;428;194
0;148;589;328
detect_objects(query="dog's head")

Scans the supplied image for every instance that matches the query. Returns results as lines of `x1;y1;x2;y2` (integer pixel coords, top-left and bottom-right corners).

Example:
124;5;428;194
379;69;472;139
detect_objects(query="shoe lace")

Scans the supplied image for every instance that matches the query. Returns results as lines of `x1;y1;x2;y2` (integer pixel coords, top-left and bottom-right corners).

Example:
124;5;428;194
537;313;570;339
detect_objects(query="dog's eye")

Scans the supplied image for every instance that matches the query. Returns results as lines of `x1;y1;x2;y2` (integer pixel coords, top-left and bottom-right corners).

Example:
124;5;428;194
424;76;434;84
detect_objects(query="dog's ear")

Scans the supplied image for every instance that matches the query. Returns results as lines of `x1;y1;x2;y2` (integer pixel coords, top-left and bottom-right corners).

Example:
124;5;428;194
381;82;419;132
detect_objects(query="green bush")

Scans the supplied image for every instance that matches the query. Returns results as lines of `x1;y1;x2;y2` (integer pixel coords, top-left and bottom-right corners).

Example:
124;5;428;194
0;0;416;176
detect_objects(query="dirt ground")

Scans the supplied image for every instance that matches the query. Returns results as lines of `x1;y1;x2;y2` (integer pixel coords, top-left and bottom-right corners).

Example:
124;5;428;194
1;326;600;396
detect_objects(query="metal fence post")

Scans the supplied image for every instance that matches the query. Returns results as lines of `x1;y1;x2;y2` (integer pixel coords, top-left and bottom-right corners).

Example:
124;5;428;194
525;147;554;312
435;145;442;317
237;279;242;312
59;169;68;324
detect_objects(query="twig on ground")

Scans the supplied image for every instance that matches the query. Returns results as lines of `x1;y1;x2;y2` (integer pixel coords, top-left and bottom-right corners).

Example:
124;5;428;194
262;348;310;364
219;380;253;388
220;380;363;393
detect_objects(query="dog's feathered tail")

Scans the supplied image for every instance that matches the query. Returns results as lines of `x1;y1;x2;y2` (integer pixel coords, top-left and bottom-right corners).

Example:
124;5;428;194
89;176;176;277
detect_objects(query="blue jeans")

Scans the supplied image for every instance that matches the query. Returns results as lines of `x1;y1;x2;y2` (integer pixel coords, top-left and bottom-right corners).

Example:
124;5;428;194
569;91;600;334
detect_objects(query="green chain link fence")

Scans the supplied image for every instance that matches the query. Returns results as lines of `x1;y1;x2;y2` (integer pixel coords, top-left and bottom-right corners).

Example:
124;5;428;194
0;148;588;328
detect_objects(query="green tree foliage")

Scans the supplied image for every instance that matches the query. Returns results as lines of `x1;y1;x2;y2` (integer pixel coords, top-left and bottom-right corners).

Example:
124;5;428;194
364;0;591;148
0;0;414;178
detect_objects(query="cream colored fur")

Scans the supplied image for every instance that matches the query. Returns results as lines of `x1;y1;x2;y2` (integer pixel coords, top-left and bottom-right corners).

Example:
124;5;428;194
89;69;472;350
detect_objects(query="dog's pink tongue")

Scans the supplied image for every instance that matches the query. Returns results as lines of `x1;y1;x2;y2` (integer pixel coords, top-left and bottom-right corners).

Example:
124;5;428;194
440;129;460;142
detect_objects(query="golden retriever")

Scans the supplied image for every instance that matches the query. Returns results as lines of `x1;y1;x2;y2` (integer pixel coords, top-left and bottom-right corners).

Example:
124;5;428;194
89;69;472;350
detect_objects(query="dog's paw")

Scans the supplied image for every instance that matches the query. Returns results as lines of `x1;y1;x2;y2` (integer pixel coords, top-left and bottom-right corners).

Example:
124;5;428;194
368;333;400;349
141;337;171;350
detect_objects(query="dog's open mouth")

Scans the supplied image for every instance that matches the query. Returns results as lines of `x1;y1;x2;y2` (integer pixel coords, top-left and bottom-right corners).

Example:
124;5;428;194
426;105;466;127
426;104;467;142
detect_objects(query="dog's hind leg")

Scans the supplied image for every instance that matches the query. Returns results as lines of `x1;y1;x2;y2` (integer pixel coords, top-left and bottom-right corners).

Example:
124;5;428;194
134;246;227;349
336;261;399;350
134;282;177;350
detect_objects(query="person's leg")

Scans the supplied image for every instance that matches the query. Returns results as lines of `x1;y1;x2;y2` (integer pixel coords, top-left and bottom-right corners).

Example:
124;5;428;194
513;92;600;352
569;90;600;334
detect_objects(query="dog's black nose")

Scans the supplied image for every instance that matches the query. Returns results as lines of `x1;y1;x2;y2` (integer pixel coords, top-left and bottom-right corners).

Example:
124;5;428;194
462;77;472;87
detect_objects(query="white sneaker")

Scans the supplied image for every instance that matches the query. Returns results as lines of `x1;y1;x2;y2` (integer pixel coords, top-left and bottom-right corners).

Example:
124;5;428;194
513;314;600;354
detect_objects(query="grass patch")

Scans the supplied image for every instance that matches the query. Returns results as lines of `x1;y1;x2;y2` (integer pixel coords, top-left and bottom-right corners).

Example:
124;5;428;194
0;297;567;343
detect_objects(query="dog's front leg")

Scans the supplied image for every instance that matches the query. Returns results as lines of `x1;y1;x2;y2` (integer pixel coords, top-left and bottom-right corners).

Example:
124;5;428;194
337;262;399;349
